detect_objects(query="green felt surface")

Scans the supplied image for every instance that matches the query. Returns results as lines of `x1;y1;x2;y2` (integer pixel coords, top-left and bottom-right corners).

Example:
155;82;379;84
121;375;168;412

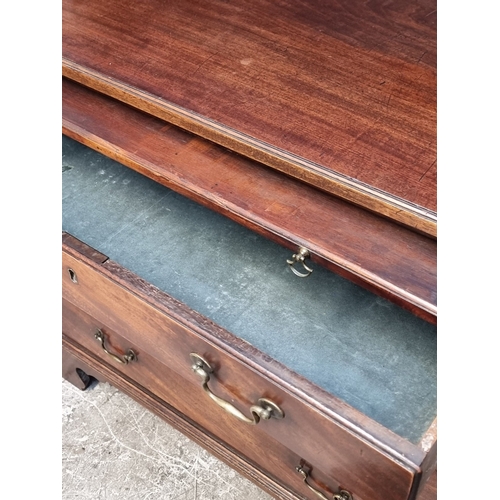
63;136;436;443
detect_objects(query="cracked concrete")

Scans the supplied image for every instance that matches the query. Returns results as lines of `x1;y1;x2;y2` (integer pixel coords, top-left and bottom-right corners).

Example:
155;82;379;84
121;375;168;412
62;379;272;499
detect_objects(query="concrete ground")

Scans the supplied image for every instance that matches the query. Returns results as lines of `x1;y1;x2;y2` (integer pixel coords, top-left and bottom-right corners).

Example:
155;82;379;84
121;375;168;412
62;379;272;499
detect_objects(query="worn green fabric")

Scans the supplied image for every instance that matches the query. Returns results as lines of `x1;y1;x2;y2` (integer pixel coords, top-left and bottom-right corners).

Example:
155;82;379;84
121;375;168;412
63;136;437;443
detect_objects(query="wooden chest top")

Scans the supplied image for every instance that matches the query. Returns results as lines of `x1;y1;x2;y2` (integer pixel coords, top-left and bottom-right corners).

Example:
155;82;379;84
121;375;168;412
62;0;437;236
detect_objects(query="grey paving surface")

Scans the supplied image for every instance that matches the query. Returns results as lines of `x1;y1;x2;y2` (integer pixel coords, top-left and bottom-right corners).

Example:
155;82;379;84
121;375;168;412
62;379;272;500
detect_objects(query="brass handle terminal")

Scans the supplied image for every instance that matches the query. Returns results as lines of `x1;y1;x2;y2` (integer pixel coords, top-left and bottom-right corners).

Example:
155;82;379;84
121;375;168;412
190;353;284;425
287;247;313;277
296;466;353;500
95;329;137;365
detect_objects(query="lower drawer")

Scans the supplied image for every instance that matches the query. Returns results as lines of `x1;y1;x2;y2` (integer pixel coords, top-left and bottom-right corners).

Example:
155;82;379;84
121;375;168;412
62;341;437;500
63;298;351;499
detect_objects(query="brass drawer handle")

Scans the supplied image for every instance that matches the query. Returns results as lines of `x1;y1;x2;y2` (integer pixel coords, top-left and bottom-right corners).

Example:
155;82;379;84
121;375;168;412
190;353;284;425
296;466;352;500
287;247;313;277
94;329;137;365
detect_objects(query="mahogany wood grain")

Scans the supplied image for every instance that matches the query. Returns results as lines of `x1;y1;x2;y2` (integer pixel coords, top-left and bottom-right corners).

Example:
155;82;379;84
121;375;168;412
64;303;363;500
62;341;300;500
62;231;108;264
63;340;437;500
62;233;435;500
62;0;436;236
417;470;436;500
62;79;436;323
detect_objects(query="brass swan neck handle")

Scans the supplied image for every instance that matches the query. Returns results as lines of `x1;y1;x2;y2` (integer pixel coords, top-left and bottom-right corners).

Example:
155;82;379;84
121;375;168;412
296;466;353;500
95;329;136;365
190;353;284;425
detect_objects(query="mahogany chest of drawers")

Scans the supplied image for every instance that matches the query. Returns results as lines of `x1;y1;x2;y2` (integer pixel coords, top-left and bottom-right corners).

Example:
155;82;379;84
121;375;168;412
62;1;437;498
62;136;436;500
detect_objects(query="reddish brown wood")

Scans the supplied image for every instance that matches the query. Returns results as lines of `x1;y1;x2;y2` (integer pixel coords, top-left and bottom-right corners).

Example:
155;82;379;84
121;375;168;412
62;232;108;264
62;233;435;500
62;0;436;236
62;339;300;500
62;79;436;323
417;470;436;500
64;304;370;500
63;332;437;500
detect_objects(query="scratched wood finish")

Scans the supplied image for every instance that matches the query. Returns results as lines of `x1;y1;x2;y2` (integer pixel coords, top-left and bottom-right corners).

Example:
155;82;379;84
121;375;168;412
62;233;435;500
62;79;436;323
62;0;437;236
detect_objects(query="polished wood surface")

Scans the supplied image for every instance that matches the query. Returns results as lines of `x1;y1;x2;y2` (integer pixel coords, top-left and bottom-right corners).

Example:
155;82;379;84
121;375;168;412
62;0;436;236
64;302;375;500
63;232;435;500
63;79;436;323
63;340;437;500
62;341;299;500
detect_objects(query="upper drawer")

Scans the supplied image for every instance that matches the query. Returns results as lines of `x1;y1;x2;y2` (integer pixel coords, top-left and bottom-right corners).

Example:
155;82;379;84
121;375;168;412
62;136;436;500
63;0;437;236
62;78;437;323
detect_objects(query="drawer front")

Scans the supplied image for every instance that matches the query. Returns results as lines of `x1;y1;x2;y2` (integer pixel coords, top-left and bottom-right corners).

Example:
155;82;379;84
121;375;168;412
63;298;353;500
62;236;418;500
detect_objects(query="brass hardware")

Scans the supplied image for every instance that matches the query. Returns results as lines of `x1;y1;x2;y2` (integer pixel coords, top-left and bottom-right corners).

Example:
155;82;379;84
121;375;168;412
68;268;78;283
94;329;137;365
287;247;313;277
190;353;284;425
296;466;353;500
